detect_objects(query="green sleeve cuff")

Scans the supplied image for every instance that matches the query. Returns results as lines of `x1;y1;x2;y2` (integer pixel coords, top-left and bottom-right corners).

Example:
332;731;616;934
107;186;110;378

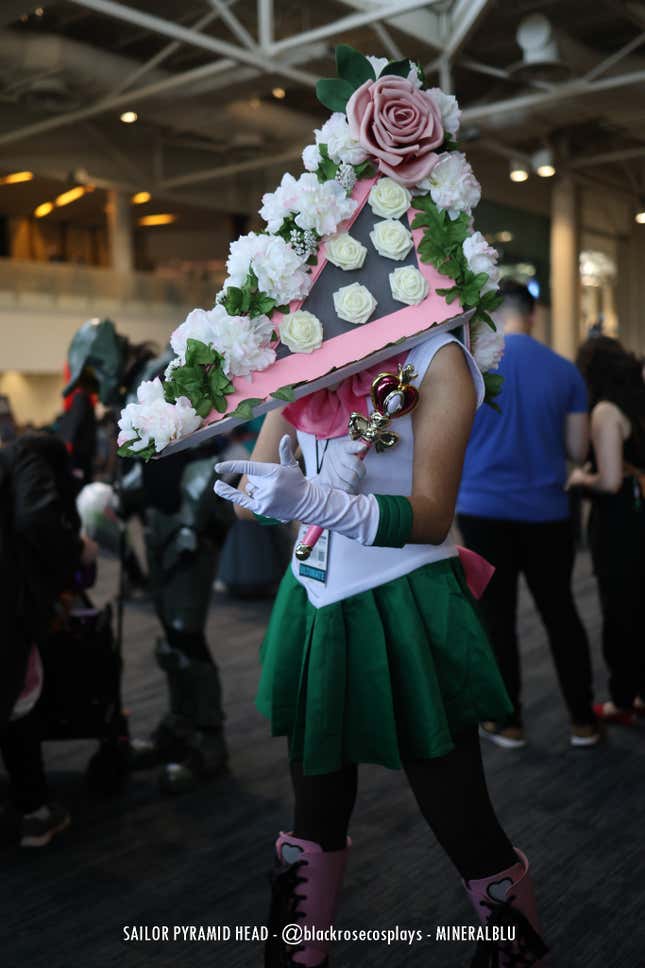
253;512;281;526
373;494;413;548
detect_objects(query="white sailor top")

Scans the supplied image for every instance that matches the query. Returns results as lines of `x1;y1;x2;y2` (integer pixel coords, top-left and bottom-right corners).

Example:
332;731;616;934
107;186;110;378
291;330;485;608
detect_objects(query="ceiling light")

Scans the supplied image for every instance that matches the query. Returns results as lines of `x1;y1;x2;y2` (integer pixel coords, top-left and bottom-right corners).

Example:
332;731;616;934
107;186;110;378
1;170;34;184
496;230;513;243
635;209;645;225
55;185;86;207
138;213;176;226
34;6;44;15
533;147;556;177
510;159;529;182
34;201;54;218
272;87;286;99
120;110;138;124
131;191;151;205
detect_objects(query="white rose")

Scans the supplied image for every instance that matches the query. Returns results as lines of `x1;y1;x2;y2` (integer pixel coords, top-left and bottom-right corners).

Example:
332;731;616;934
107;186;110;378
368;178;412;219
389;266;429;306
302;143;321;172
428;87;462;138
333;282;377;325
471;319;505;372
324;232;367;271
462;232;500;294
427;151;481;220
369;219;414;261
315;113;367;166
279;310;324;353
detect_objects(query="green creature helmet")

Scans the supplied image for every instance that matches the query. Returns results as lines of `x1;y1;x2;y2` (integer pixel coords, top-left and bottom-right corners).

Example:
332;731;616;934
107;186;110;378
63;318;127;406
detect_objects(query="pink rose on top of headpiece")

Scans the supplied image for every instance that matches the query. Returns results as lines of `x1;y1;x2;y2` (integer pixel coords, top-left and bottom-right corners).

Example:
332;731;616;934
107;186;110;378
346;76;444;188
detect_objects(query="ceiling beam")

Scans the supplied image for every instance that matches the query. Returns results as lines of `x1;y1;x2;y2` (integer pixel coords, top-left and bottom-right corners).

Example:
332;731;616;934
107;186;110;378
257;0;273;50
0;59;235;147
268;0;446;55
335;0;443;49
461;67;645;123
569;144;645;168
583;31;645;82
158;146;303;189
106;6;223;97
68;0;318;87
445;0;493;60
207;0;256;51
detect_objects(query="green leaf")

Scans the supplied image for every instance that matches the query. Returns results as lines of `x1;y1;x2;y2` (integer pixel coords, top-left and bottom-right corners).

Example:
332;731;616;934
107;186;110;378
118;440;157;462
318;155;339;181
271;384;296;403
436;286;460;304
185;338;216;367
353;159;376;179
196;397;213;419
484;371;504;411
335;44;375;89
316;77;356;112
228;398;263;422
380;58;412;79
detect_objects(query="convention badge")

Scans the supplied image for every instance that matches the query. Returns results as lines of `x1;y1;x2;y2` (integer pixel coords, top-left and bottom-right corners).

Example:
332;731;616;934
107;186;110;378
297;525;330;584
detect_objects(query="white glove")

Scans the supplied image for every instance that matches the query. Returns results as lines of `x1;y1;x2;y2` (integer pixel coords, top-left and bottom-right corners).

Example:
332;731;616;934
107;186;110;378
214;435;380;544
316;437;367;494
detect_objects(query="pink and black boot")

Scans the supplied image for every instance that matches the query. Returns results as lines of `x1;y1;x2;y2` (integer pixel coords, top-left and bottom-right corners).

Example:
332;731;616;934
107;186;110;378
465;849;549;967
265;832;350;967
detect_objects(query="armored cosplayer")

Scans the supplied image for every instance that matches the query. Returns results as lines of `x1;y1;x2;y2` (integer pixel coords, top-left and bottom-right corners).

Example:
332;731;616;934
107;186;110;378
65;321;233;794
119;47;548;968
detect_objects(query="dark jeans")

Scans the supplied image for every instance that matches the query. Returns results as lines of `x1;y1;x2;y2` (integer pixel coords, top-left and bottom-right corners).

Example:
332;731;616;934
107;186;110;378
0;708;48;814
588;484;645;708
458;515;595;727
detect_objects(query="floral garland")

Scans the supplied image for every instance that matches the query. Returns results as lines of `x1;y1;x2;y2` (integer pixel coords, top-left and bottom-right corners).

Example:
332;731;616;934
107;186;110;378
118;46;504;458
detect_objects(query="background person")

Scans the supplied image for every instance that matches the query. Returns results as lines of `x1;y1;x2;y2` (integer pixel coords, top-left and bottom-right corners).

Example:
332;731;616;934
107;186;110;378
569;336;645;726
457;281;599;749
0;432;97;846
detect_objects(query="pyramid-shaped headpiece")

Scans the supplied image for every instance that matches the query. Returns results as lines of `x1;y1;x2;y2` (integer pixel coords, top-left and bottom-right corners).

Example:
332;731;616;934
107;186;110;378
118;47;504;459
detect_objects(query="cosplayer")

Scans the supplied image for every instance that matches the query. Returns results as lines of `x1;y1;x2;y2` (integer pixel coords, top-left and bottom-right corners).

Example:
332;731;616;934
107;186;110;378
118;47;548;966
66;325;232;793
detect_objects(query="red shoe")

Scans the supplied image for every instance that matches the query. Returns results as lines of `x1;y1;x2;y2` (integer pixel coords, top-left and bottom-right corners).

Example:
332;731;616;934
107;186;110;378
593;702;638;727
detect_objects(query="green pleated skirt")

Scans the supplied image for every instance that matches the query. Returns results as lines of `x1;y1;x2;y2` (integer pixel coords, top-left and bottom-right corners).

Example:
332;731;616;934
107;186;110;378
256;557;512;775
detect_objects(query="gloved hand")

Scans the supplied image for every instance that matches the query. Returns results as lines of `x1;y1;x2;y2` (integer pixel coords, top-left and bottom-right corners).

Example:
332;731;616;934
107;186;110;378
316;437;367;494
214;435;380;544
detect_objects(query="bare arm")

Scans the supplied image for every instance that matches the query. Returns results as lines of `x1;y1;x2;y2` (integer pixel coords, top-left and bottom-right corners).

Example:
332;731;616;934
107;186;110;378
567;402;626;494
232;407;298;520
409;343;476;545
565;412;589;464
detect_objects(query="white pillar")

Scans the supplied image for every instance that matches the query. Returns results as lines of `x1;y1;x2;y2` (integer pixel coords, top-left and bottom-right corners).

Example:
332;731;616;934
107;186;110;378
550;173;579;359
106;189;134;273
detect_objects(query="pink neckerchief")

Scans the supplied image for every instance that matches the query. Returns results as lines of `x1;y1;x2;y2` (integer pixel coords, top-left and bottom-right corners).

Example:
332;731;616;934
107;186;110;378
283;352;407;440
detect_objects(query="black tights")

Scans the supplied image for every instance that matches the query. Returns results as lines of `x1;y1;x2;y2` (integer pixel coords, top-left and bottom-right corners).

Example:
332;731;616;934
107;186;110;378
290;728;516;881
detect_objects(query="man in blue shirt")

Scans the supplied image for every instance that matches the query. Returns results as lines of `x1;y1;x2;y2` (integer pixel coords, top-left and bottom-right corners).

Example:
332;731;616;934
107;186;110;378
458;282;599;748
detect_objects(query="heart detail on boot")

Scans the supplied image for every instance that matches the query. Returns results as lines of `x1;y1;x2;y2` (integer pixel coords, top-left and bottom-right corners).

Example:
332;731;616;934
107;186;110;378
281;843;304;865
486;876;513;902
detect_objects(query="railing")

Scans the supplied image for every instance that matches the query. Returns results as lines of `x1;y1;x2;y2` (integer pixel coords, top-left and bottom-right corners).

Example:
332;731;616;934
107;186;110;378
0;257;224;312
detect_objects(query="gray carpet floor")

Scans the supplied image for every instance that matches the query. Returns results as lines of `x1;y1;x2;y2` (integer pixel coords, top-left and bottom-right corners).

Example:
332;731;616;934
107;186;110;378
1;549;643;968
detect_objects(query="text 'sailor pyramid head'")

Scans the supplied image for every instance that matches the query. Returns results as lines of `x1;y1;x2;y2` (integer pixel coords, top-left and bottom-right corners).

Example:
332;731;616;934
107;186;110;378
117;47;504;459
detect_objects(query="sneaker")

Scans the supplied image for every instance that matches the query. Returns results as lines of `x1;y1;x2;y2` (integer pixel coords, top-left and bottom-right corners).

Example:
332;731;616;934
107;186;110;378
20;803;70;848
593;702;639;727
479;721;527;749
570;723;603;747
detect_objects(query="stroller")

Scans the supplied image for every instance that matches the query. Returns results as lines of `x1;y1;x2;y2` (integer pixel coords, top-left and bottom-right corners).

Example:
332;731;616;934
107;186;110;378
36;531;131;796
